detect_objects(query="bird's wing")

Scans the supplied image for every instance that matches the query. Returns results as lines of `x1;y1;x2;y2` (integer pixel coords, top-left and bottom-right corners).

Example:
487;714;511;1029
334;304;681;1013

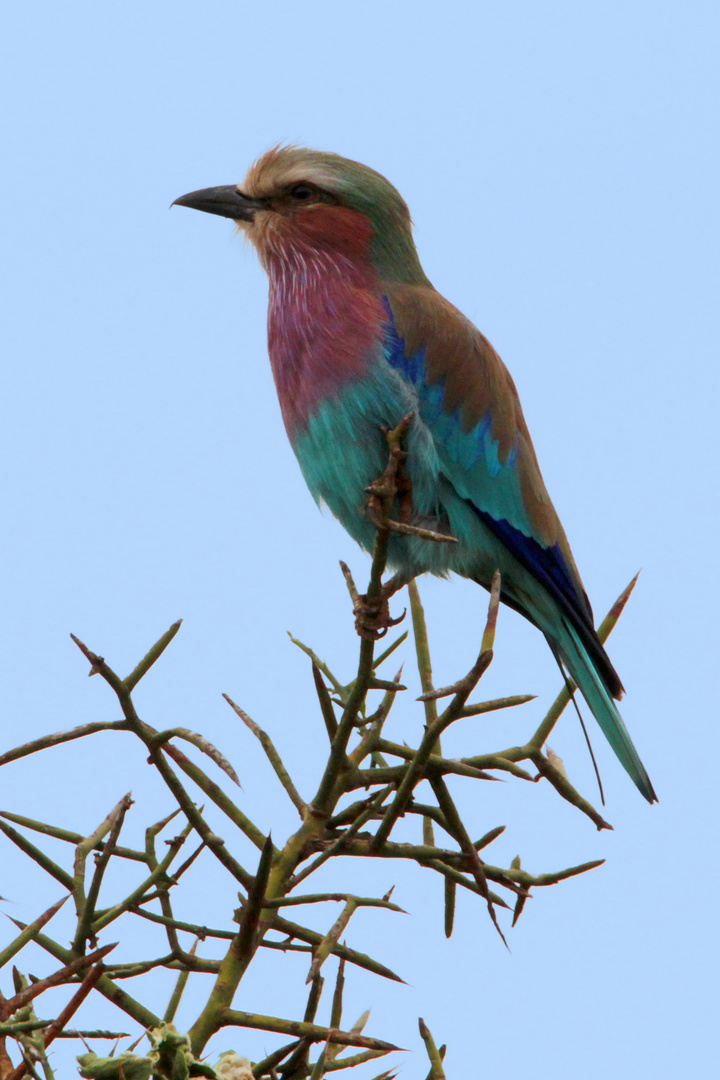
383;283;614;670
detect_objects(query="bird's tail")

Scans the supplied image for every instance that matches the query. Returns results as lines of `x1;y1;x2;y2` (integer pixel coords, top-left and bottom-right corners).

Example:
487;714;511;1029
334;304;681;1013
552;620;657;803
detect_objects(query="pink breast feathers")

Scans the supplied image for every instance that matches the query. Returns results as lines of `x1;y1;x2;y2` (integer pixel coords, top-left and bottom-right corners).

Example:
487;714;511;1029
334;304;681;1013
261;205;387;435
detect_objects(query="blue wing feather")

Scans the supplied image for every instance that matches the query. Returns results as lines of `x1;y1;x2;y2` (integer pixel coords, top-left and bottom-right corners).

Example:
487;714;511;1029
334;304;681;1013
383;293;586;622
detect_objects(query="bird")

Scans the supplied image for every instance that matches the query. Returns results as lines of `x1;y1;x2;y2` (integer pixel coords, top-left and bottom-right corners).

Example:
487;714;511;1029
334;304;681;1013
173;145;656;803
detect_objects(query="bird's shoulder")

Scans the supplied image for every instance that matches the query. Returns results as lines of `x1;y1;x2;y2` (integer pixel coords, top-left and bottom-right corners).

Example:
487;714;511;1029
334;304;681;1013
382;283;519;449
382;283;592;621
382;284;557;540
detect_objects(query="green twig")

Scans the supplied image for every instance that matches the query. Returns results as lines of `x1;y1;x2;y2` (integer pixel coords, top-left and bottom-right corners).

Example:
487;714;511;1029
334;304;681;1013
330;958;345;1033
443;878;456;939
0;897;68;971
164;938;199;1023
70;633;255;886
7;925;160;1029
123;619;182;691
0;722;128;769
222;1009;401;1052
408;579;438;728
73;794;133;952
306;899;358;983
152;727;240;787
288;634;346;697
129;906;235;941
429;776;508;946
530;751;613;830
372;632;409;670
0;811;145;863
312;663;340;741
91;824;192;934
291;787;394;889
162;741;266;860
263;894;405;913
271;914;405;984
0;820;74;892
224;694;306;815
419;1018;446;1079
233;835;275;970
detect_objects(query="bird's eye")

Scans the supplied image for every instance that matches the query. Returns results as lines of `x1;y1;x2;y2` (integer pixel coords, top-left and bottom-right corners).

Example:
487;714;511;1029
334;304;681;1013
290;183;315;200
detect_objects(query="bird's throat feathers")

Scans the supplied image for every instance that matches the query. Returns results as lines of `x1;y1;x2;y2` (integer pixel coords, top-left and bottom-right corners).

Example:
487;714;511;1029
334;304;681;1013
257;205;388;437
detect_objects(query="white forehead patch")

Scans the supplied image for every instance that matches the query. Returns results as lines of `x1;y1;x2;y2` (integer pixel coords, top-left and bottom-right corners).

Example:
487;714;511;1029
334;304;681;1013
242;147;354;200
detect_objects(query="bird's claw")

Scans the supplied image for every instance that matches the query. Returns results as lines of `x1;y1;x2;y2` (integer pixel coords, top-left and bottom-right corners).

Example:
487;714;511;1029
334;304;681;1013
353;593;407;640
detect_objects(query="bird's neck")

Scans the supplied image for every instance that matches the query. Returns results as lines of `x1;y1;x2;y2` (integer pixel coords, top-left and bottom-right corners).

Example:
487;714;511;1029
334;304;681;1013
264;235;386;438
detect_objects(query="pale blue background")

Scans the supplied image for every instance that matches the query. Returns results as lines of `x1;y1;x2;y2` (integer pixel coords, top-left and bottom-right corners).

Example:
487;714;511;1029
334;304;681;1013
1;2;717;1076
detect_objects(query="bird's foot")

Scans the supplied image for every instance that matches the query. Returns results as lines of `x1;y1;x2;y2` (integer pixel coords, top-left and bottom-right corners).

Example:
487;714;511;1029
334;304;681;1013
352;590;407;641
339;565;412;641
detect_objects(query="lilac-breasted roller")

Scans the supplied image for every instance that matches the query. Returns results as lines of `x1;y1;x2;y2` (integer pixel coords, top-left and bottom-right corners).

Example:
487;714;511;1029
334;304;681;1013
174;146;656;803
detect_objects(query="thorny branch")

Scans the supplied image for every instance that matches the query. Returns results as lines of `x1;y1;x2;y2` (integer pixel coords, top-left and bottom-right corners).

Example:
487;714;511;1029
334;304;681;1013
0;418;638;1077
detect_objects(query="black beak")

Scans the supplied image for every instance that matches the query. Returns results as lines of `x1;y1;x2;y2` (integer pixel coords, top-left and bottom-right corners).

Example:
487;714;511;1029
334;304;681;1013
172;185;265;221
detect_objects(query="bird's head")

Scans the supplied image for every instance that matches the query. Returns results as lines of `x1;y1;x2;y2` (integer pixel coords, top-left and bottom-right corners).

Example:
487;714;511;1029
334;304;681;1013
174;146;429;285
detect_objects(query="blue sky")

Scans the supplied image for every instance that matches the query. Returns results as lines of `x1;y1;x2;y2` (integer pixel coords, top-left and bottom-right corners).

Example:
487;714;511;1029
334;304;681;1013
1;2;717;1076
